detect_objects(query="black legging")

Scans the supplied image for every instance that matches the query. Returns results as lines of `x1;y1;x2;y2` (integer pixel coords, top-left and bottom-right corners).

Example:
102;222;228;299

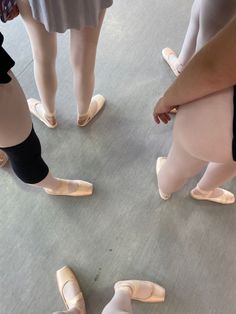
1;127;49;184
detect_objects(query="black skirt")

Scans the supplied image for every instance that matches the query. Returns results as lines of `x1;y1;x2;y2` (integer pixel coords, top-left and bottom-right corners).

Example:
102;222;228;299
0;32;15;84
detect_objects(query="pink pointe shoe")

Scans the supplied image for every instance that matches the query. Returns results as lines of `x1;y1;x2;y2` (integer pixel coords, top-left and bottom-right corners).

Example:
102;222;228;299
43;179;93;197
162;47;183;77
114;280;165;303
78;94;105;127
56;266;86;314
191;185;235;205
28;98;57;128
0;150;8;168
156;157;171;200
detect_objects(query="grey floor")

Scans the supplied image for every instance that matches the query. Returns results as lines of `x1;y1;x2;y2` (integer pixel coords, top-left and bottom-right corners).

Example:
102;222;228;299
1;1;236;314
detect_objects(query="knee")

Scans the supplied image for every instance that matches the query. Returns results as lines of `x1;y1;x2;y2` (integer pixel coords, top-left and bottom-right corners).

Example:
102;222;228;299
2;128;49;184
70;44;96;73
33;50;56;67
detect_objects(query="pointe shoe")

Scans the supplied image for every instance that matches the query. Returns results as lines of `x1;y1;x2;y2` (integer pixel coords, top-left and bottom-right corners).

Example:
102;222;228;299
162;47;183;77
190;185;235;205
44;179;93;197
156;157;171;200
28;98;57;128
56;266;86;314
114;280;165;303
0;151;8;168
170;107;178;114
78;94;105;127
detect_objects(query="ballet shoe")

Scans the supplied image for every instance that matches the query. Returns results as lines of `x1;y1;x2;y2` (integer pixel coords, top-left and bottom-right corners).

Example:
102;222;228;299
114;280;165;303
0;151;8;168
78;94;105;127
170;107;178;114
44;179;93;197
56;266;86;314
28;98;57;128
190;185;235;204
162;47;183;77
156;157;171;200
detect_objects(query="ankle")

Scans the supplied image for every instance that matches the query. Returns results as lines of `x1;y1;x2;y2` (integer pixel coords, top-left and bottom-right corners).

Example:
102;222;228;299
116;285;133;298
44;178;63;192
196;184;213;194
44;110;56;121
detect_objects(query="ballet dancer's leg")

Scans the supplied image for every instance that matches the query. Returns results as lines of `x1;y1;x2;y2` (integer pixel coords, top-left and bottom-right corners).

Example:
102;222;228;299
196;0;236;51
178;0;200;65
163;0;236;75
70;10;106;126
17;0;57;127
102;280;165;314
0;73;92;196
157;141;206;199
162;0;200;76
157;89;236;203
102;288;133;314
190;162;236;204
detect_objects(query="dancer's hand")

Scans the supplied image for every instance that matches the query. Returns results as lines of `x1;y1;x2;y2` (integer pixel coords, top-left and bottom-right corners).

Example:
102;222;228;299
153;97;176;124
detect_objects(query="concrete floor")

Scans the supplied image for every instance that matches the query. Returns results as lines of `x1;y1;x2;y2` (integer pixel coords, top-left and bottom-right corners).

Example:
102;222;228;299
1;1;236;313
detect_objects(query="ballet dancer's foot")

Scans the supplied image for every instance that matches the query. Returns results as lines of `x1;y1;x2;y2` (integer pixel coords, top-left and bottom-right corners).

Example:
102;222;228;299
0;150;8;168
114;280;165;303
44;179;93;197
156;157;171;200
162;48;183;77
28;98;57;128
170;107;178;114
190;185;235;204
77;94;105;127
53;266;86;314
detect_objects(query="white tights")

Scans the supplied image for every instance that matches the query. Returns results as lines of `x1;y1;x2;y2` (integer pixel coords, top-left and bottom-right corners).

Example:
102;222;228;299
17;0;105;120
53;289;133;314
159;0;236;196
179;0;236;66
159;87;236;194
102;289;133;314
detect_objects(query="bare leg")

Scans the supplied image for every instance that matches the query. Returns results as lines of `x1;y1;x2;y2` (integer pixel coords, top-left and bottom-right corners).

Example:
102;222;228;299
70;10;106;125
17;0;57;126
